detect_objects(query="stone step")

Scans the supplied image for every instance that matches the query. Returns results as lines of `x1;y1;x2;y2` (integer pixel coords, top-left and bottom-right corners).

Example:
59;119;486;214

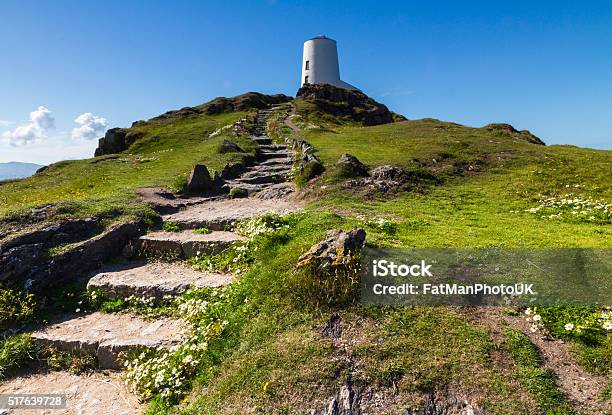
162;197;300;230
256;152;293;161
258;144;287;151
254;182;296;200
0;370;144;414
260;158;293;166
140;230;245;258
235;173;286;185
31;312;183;369
253;138;272;145
87;260;233;299
244;165;292;175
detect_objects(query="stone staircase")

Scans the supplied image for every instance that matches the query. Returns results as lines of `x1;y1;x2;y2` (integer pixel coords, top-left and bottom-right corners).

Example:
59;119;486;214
224;107;294;195
6;106;301;412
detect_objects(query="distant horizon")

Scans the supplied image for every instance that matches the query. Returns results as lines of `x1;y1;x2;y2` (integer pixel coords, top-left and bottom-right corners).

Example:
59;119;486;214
1;0;611;164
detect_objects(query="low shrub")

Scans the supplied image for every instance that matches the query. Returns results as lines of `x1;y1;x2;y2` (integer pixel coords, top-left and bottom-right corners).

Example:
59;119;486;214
163;221;181;232
229;187;248;199
293;250;361;308
0;333;36;378
0;286;36;328
194;226;211;235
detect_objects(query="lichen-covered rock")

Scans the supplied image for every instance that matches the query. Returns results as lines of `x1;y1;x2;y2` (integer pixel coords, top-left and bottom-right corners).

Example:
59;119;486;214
369;165;408;183
296;83;402;126
295;229;366;306
185;164;213;194
336;154;368;178
484;123;545;145
297;228;366;269
343;165;414;196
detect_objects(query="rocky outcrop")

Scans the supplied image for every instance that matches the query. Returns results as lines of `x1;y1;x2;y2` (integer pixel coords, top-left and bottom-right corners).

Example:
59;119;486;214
336;154;368;178
219;162;247;181
94;128;144;156
1;220;143;292
344;164;441;196
0;218;100;253
296;83;404;126
185;164;213;194
484;123;545;145
0;218;102;286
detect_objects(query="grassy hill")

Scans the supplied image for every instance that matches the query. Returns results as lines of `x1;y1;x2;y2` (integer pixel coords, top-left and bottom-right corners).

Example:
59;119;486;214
0;111;252;224
291;103;611;248
0;89;610;414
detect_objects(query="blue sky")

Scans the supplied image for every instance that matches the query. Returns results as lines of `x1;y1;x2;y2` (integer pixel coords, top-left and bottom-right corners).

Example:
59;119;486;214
1;0;611;164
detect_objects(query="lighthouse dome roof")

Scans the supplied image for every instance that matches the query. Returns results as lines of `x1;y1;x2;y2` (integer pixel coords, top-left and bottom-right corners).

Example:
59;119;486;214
309;35;336;42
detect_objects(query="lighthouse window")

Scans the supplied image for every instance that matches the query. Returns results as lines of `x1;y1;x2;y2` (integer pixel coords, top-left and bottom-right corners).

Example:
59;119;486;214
304;76;309;84
305;60;310;70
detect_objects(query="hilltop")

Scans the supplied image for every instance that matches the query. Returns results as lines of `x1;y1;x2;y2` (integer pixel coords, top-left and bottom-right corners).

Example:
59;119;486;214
0;85;610;415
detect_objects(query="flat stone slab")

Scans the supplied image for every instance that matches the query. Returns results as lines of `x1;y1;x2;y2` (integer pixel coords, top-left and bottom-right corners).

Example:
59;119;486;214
235;173;285;185
140;230;245;258
0;370;143;415
163;198;300;230
31;312;183;369
256;152;292;161
254;183;296;200
260;157;292;165
136;187;223;212
87;260;233;299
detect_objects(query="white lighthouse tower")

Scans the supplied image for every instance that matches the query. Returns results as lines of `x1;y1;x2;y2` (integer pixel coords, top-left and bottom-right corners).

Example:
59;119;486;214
301;35;358;90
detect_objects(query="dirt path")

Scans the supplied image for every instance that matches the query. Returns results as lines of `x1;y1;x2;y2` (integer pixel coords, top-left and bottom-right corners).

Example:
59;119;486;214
465;308;611;415
283;104;301;134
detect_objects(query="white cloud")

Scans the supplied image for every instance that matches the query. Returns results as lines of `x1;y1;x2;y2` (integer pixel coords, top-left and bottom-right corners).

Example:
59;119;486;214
2;106;55;146
71;112;108;140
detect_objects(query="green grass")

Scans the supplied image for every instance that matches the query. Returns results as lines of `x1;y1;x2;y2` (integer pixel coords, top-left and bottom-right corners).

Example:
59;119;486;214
1;98;610;413
299;117;611;248
503;328;577;414
0;111;252;223
172;213;557;414
0;333;36;379
0;286;36;328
